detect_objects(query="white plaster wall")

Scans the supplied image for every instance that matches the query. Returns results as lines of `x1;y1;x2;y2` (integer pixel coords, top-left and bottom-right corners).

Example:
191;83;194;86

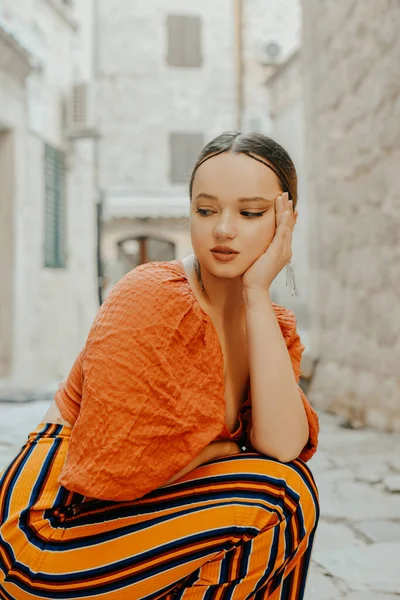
242;0;301;133
96;0;237;194
0;0;98;391
97;0;301;287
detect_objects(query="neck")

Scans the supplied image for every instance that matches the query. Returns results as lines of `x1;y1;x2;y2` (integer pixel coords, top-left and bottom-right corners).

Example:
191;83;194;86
191;254;244;317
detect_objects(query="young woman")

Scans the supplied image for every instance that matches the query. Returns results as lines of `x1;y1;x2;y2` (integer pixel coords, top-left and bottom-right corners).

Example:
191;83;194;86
0;131;319;599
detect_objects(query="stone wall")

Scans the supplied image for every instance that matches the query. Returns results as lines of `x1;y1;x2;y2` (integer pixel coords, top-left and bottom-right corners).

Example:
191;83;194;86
301;0;400;430
266;51;311;332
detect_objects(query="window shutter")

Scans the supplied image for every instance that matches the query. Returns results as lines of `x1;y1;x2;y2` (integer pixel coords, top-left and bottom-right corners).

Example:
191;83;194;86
184;15;202;67
170;133;204;184
167;14;202;68
44;144;67;268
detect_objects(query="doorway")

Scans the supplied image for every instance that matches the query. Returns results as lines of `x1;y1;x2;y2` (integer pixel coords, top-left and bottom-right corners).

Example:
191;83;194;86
0;129;14;376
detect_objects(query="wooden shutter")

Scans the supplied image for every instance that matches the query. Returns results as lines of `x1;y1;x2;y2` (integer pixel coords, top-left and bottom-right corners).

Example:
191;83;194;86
167;14;202;67
170;132;204;184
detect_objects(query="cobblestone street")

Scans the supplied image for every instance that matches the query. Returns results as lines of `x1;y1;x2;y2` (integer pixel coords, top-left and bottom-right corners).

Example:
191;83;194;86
1;402;400;599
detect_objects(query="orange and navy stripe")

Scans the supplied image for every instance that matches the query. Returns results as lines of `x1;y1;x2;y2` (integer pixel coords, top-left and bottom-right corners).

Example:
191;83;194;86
0;423;319;599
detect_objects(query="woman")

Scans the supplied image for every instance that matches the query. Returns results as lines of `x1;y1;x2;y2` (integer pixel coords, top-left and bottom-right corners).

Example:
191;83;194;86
0;132;319;599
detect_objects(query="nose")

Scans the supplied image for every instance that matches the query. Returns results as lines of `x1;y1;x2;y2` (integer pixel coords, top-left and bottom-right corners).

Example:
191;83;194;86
214;212;237;240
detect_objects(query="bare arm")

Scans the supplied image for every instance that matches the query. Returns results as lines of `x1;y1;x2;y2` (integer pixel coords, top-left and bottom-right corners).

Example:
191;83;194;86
244;287;309;462
160;441;240;487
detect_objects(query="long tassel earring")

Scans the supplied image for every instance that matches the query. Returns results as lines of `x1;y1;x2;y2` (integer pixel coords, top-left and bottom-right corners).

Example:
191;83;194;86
286;259;299;298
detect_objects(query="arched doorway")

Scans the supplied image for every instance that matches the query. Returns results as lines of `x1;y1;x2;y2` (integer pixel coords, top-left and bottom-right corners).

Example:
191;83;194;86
117;235;176;275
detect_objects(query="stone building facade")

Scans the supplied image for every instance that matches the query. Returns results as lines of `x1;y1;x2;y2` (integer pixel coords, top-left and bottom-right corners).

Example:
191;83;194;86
266;50;310;335
301;1;400;429
0;0;98;395
97;0;302;296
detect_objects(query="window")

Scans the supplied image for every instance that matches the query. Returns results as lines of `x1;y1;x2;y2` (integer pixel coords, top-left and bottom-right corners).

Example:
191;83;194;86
44;143;67;268
167;14;202;68
169;132;204;184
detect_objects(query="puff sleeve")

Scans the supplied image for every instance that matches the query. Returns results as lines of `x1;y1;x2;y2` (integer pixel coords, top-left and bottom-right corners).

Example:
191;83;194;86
57;263;226;501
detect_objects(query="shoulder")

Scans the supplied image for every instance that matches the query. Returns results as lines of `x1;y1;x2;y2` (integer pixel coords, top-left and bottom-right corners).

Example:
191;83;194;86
102;261;189;313
89;261;198;338
109;260;186;298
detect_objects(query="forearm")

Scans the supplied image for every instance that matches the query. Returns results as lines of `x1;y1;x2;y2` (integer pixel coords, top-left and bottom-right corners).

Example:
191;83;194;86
244;287;309;462
160;441;234;487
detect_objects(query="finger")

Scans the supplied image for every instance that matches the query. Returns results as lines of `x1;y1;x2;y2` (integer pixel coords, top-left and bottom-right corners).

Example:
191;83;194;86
279;209;293;231
281;193;294;227
275;194;283;227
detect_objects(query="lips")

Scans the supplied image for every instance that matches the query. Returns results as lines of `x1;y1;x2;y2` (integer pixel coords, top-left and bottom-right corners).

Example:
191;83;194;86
210;248;239;262
211;247;239;254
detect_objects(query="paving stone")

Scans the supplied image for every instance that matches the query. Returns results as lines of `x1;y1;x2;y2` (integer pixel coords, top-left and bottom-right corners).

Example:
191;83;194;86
305;564;343;600
386;456;400;472
343;593;400;600
353;520;400;543
313;541;400;594
314;467;354;484
383;475;400;493
308;450;335;471
355;464;389;484
319;480;400;520
313;521;365;553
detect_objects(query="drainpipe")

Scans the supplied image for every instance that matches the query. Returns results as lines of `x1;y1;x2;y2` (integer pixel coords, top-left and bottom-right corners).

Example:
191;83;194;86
93;0;104;305
234;0;244;130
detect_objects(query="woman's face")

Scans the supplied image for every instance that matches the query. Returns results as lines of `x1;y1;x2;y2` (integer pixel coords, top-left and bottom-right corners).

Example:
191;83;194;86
190;151;283;279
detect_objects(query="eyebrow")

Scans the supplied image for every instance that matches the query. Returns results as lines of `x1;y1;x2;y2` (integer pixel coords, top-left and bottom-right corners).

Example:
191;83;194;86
194;193;274;204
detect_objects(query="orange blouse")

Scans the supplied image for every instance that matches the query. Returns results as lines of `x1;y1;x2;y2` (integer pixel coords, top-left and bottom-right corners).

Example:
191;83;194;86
56;260;319;502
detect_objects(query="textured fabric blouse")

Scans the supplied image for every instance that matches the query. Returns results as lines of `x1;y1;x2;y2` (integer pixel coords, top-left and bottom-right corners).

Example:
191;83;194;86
56;260;319;502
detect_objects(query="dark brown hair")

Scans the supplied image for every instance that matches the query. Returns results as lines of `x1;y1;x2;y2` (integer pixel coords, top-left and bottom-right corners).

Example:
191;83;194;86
189;131;298;208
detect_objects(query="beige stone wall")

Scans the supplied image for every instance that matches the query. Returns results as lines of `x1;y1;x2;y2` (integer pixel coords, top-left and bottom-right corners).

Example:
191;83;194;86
301;1;400;430
266;52;311;331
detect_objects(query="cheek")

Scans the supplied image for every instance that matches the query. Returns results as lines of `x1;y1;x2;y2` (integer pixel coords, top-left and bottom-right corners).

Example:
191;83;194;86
248;216;275;252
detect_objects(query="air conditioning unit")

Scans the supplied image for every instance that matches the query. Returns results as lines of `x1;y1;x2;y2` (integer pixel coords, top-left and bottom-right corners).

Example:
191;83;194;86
258;41;282;66
65;82;97;139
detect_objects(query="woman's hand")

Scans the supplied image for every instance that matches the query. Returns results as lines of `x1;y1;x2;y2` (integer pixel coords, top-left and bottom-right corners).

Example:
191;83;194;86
242;192;297;292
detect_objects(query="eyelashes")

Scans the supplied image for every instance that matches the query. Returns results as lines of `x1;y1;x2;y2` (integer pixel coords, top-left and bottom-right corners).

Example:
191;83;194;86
196;208;266;219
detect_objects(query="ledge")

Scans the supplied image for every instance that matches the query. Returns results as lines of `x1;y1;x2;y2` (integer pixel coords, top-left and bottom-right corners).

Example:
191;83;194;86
0;24;33;80
43;0;79;32
104;188;191;220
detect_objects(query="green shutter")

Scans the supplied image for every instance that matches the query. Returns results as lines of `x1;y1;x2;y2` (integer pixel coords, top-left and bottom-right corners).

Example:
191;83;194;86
44;144;67;268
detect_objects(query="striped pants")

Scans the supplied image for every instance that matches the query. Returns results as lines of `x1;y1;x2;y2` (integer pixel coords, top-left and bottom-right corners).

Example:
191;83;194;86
0;423;319;599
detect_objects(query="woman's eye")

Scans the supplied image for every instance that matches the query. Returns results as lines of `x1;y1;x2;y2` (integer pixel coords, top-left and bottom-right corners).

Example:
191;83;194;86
196;208;214;216
196;208;266;218
241;211;265;218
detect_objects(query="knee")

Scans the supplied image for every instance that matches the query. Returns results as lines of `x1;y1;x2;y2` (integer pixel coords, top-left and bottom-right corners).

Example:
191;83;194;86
232;454;320;535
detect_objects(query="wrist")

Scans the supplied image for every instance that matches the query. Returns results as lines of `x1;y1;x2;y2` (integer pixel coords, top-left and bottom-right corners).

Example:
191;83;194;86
243;285;272;308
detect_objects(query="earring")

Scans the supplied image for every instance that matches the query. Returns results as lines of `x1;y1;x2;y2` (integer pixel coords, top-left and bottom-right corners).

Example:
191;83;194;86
286;259;299;298
194;256;204;291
